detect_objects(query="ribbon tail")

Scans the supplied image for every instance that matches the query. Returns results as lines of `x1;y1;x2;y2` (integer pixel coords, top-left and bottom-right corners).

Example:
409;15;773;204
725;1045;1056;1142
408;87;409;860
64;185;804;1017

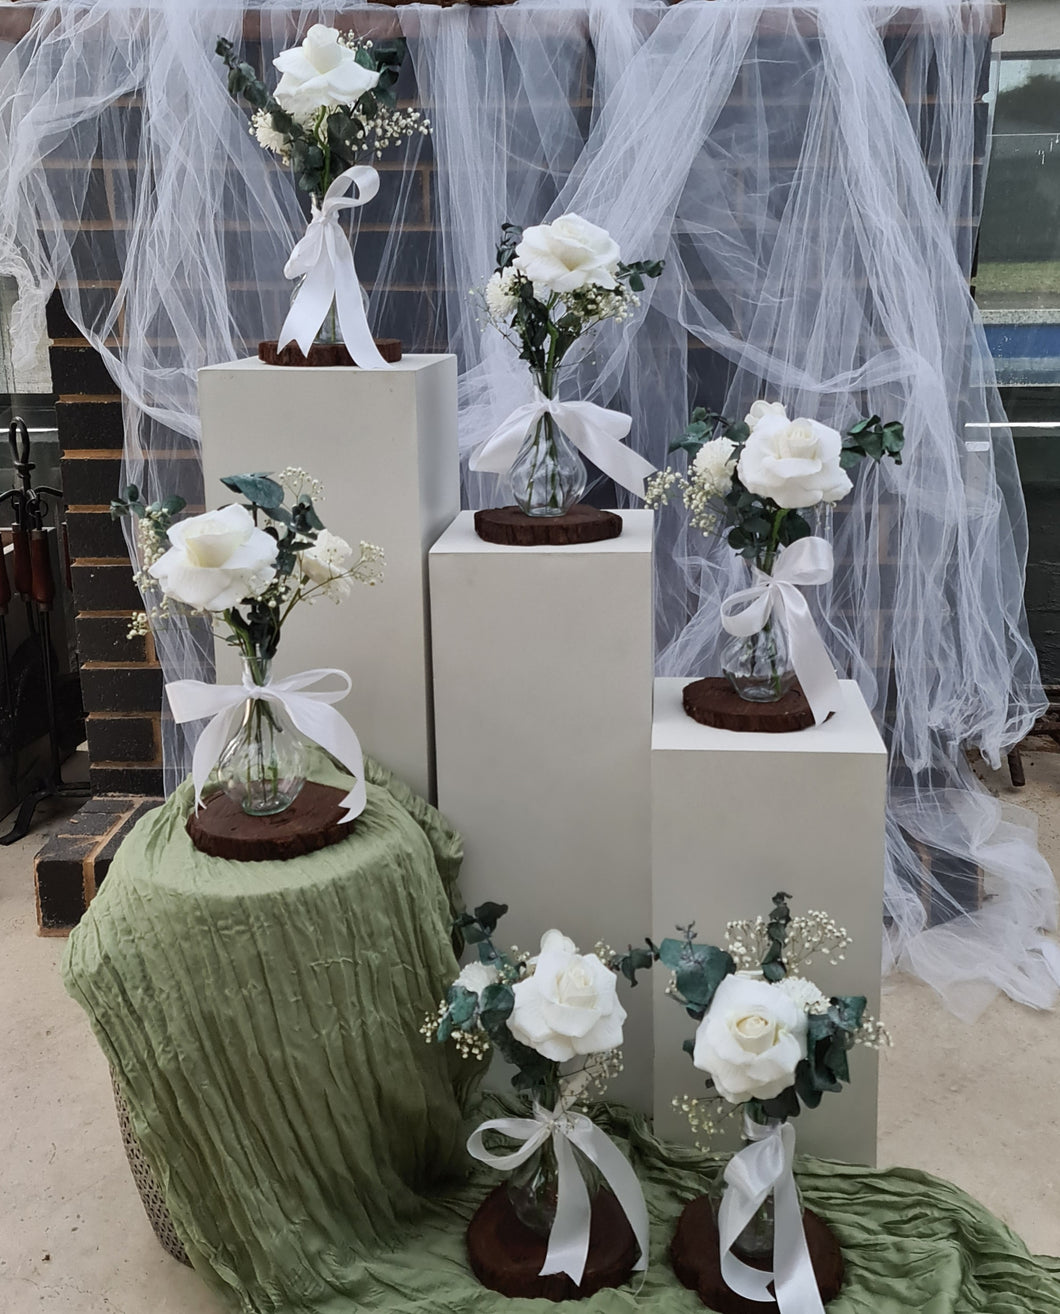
188;706;243;812
539;1129;592;1285
552;401;656;499
773;1136;826;1314
566;1121;651;1274
777;584;844;726
278;694;368;824
330;224;390;370
277;236;334;356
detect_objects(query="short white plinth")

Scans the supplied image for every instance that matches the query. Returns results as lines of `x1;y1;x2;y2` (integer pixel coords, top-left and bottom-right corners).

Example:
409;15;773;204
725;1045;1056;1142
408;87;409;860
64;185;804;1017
430;510;654;1112
651;677;887;1165
198;356;460;801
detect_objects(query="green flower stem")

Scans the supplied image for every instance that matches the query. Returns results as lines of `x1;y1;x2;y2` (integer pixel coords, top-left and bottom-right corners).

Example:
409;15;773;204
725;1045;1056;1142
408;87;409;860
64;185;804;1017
755;509;790;699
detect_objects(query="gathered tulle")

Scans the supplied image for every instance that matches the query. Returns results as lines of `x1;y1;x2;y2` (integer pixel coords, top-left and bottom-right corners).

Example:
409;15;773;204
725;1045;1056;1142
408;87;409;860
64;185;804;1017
1;0;1057;1016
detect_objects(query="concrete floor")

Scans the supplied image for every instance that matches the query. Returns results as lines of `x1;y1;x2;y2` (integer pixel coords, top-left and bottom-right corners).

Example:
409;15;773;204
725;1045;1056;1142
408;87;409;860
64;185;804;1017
2;759;1059;1313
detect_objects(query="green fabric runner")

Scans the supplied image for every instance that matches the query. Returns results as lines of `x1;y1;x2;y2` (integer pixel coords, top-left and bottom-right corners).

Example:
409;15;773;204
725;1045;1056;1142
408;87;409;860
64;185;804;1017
62;759;1060;1313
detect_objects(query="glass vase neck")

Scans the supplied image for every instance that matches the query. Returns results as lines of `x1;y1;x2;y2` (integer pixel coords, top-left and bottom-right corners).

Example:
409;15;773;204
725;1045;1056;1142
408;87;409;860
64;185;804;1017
241;652;272;686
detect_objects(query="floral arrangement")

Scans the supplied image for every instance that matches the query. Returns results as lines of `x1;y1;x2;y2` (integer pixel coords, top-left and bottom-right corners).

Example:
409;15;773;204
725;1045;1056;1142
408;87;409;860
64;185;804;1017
471;215;664;517
636;892;889;1142
424;901;632;1106
113;467;383;656
480;215;663;381
647;401;905;571
217;25;429;203
112;469;383;818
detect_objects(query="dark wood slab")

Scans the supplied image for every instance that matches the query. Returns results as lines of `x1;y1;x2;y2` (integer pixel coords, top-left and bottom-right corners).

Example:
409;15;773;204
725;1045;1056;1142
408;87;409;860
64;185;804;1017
474;506;623;547
683;677;821;733
670;1194;843;1312
186;782;357;862
466;1185;638;1301
258;339;402;367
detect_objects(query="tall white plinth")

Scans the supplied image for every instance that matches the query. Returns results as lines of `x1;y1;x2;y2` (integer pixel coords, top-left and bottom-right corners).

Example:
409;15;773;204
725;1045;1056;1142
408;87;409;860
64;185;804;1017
198;356;460;802
651;677;887;1164
430;510;654;1112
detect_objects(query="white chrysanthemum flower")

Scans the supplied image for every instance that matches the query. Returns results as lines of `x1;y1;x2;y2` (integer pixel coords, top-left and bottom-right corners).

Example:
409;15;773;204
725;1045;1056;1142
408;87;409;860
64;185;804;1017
691;435;738;497
484;268;519;320
775;975;831;1015
250;109;290;159
455;961;500;996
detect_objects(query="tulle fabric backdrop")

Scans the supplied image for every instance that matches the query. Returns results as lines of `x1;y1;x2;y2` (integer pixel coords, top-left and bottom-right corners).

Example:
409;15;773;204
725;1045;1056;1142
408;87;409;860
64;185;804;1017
1;0;1057;1018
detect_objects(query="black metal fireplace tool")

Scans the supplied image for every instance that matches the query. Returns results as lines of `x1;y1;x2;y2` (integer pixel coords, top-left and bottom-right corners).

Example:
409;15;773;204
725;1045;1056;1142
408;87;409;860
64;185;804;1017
0;418;88;843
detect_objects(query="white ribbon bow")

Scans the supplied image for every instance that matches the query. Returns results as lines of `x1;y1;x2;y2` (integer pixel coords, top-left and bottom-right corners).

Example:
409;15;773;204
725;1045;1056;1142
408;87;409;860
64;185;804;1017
719;535;843;726
164;668;367;823
466;1100;650;1287
718;1116;824;1313
277;165;390;370
469;389;656;499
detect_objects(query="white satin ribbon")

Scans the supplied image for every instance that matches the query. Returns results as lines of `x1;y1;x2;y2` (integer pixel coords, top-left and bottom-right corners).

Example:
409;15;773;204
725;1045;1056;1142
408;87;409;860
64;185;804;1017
164;668;367;823
466;1100;649;1287
469;389;656;499
277;165;390;370
718;1117;824;1313
719;535;843;726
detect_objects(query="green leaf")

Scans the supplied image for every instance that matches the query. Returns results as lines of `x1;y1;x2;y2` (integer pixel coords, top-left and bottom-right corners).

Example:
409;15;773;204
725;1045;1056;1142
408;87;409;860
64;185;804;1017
617;945;654;987
478;982;515;1034
657;937;735;1015
472;902;508;936
756;1085;801;1121
220;472;285;509
160;494;186;517
446;985;478;1029
682;1037;695;1057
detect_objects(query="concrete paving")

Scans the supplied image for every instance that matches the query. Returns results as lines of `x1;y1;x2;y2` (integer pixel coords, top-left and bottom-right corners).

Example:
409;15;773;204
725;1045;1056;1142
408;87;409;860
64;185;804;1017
2;757;1058;1313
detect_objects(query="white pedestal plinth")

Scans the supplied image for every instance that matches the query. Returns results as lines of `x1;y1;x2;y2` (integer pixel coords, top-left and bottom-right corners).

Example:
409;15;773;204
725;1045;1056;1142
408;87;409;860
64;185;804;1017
198;356;460;801
430;510;654;1111
651;678;887;1165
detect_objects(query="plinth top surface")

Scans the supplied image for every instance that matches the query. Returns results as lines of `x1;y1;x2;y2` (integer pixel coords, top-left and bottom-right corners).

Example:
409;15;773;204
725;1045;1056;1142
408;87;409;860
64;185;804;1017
653;677;886;755
432;508;653;555
199;353;454;376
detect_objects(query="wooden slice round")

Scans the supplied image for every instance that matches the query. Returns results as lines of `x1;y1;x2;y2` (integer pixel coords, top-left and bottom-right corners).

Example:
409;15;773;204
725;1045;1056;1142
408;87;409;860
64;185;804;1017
474;505;623;547
186;782;357;862
466;1185;638;1301
682;677;822;733
670;1194;843;1313
257;339;402;367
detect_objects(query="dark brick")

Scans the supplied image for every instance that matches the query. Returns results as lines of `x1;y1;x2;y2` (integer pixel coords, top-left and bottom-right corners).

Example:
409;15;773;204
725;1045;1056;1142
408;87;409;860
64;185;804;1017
35;833;94;930
86;715;157;764
46;289;85;342
77;794;141;813
71;563;140;611
80;664;162;714
55;400;125;451
75;614;146;664
89;765;164;796
50;345;120;398
60;456;123;508
67;228;121;285
56;807;126;838
66;510;129;560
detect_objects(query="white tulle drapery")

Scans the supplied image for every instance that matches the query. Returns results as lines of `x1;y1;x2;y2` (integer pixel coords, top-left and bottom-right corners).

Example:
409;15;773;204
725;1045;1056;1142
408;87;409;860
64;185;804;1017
0;0;1057;1017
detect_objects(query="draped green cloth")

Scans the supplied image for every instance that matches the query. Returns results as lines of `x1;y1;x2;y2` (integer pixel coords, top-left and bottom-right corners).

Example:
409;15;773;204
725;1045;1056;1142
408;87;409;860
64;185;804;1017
63;759;1060;1313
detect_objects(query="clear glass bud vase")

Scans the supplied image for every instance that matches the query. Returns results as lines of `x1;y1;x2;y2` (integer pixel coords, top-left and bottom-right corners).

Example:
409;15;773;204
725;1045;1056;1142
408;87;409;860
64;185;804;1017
711;1119;798;1264
721;618;795;702
507;1135;562;1236
507;371;587;517
217;657;309;816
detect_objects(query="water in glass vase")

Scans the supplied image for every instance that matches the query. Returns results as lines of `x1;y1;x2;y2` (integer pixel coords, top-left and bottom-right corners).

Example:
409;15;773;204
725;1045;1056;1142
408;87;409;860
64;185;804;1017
217;659;309;816
721;618;795;702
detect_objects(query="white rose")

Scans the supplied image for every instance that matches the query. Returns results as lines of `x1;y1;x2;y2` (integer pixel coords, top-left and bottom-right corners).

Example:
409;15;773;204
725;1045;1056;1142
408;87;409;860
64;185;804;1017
692;973;807;1104
149;503;277;613
273;25;381;118
455;961;501;997
513;213;621;299
300;529;355;602
737;412;853;509
744;400;788;431
507;930;626;1063
691;436;737;496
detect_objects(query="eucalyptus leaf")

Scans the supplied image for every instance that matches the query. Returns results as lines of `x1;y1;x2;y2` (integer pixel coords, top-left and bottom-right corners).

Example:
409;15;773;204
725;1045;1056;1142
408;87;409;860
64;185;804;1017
220;472;285;510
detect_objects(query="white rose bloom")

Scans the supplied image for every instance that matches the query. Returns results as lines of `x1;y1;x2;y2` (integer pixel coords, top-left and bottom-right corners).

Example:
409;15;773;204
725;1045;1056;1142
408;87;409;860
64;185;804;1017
776;976;830;1015
149;504;277;613
273;24;381;117
507;929;626;1063
692;973;808;1104
513;213;621;299
300;529;355;601
744;400;788;431
691;436;738;496
455;961;501;997
737;412;853;509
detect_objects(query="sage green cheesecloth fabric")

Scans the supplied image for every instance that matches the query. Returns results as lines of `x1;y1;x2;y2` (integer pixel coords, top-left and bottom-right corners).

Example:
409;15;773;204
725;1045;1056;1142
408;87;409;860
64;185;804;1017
63;759;1060;1313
